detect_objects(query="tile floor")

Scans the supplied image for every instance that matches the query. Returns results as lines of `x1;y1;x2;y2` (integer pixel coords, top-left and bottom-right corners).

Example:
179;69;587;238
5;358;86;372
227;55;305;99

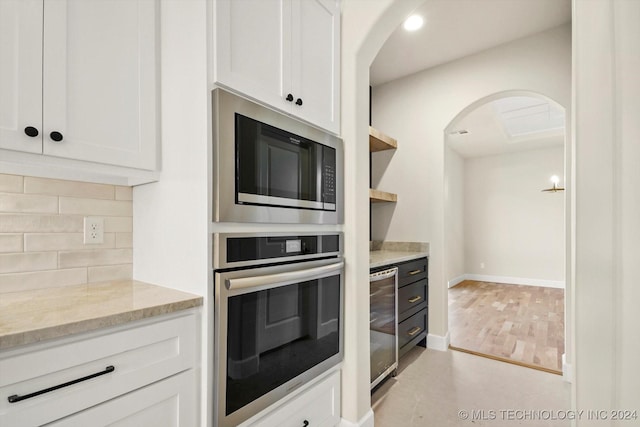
372;347;571;427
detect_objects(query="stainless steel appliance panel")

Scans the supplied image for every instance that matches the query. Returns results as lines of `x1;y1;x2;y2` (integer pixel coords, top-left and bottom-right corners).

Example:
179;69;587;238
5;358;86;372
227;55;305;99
214;257;344;427
212;88;344;224
370;267;398;389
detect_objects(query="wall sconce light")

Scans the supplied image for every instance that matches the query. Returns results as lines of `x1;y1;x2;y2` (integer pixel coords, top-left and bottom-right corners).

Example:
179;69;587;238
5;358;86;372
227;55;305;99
542;175;565;192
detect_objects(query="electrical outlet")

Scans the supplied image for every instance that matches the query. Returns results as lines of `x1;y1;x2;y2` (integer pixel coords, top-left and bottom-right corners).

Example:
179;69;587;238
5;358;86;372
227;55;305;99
480;262;485;269
84;216;104;244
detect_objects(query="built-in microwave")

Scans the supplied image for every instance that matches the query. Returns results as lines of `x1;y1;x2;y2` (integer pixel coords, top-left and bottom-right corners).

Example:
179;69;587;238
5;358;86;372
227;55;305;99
212;88;343;224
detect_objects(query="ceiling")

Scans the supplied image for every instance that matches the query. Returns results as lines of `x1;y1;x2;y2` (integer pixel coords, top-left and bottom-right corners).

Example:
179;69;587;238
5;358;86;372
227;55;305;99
370;0;571;86
447;96;565;159
370;0;570;158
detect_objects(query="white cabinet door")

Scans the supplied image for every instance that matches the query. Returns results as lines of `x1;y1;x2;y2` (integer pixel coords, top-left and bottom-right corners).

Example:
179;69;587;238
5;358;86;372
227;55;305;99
213;0;341;134
0;0;43;154
42;0;158;170
0;312;197;427
44;370;197;427
244;371;341;427
214;0;291;111
291;0;340;134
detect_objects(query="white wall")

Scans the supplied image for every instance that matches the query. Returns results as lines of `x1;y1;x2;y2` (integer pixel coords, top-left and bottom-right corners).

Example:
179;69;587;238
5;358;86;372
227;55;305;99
133;1;210;425
371;24;571;344
464;147;565;285
573;0;640;417
444;146;465;286
348;0;640;422
614;0;640;410
340;1;423;425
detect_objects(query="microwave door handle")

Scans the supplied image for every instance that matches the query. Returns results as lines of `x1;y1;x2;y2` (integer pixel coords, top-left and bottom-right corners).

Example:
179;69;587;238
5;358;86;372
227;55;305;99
226;261;345;291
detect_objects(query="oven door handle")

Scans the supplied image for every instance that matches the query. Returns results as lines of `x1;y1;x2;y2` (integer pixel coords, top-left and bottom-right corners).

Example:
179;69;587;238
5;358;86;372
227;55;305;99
226;261;345;291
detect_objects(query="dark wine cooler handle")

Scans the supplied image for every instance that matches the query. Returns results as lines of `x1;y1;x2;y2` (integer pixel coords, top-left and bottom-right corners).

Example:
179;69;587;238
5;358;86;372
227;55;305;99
7;365;115;403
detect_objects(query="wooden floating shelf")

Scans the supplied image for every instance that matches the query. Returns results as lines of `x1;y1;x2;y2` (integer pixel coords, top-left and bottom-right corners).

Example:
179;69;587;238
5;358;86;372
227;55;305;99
369;188;397;203
369;126;398;152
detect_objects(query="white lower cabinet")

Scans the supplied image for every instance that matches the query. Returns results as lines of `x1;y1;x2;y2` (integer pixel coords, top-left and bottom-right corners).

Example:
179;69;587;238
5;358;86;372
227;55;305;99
44;370;196;427
243;370;341;427
0;310;199;427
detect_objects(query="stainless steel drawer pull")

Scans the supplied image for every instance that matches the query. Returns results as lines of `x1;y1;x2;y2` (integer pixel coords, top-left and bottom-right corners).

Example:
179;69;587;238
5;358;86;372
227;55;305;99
407;326;422;337
7;365;115;403
408;269;422;275
408;295;422;303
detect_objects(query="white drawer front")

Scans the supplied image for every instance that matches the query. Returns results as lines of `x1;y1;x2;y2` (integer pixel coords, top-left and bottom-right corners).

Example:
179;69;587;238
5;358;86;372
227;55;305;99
247;370;340;427
0;312;197;427
43;370;197;427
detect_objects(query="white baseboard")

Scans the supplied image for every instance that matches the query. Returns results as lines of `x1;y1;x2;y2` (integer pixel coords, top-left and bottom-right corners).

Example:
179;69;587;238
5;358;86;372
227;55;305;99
427;332;450;351
463;274;565;289
562;353;573;383
339;409;374;427
448;275;466;288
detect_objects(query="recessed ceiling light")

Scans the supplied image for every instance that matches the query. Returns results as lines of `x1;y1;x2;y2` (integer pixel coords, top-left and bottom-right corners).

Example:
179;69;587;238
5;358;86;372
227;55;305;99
403;15;423;32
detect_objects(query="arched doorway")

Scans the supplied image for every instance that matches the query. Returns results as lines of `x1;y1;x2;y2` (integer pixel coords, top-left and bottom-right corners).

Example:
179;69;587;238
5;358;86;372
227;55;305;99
341;2;573;426
444;91;570;374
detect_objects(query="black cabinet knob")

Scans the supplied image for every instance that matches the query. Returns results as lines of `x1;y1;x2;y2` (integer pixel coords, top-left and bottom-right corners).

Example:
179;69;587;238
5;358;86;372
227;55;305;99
295;98;303;106
49;131;64;142
24;126;39;137
286;94;294;102
302;421;309;427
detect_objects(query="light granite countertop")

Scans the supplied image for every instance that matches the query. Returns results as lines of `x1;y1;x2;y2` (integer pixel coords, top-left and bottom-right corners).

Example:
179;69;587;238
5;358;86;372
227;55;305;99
0;280;203;351
370;249;429;269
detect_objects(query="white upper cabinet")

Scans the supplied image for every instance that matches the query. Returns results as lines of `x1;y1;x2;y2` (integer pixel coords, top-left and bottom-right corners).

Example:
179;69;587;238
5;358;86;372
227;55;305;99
290;0;340;133
0;0;158;176
0;0;43;155
213;0;341;135
42;0;158;170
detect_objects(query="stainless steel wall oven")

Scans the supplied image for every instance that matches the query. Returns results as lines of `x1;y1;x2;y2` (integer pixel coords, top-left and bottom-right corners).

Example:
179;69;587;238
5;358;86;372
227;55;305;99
213;233;344;427
212;88;344;224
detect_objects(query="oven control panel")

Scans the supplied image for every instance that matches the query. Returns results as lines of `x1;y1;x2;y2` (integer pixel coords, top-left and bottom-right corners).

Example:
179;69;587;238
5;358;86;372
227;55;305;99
218;233;342;268
285;239;302;253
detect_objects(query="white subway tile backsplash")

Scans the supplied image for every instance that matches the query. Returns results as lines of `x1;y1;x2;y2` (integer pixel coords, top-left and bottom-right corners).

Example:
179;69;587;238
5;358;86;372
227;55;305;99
0;193;58;214
24;177;115;200
24;233;116;252
0;252;58;274
0;234;23;253
104;216;133;233
115;232;133;248
59;248;133;269
0;214;84;233
88;264;133;283
0;268;88;293
0;174;23;193
59;197;132;217
0;175;133;292
115;186;133;201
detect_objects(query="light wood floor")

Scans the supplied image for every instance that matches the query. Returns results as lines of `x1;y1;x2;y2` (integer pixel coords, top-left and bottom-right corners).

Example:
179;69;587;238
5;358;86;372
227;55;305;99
448;280;564;373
